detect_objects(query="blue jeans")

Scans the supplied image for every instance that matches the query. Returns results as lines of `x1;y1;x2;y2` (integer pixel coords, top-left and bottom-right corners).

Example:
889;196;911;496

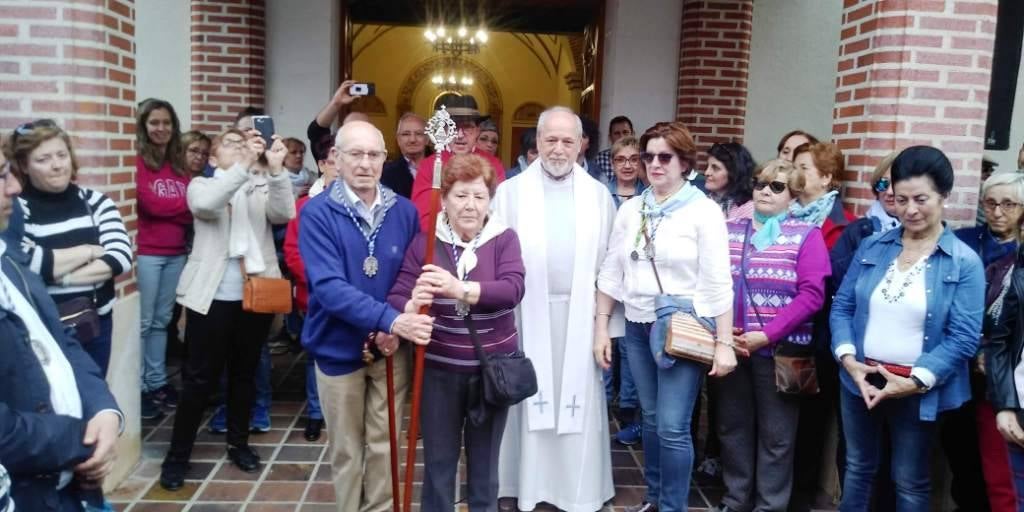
305;355;322;420
603;336;639;410
622;320;704;511
81;313;114;377
839;385;934;512
1007;439;1024;512
137;254;186;392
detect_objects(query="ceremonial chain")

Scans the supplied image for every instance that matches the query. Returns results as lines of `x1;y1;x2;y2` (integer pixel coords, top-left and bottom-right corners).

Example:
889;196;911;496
339;196;390;278
631;193;666;261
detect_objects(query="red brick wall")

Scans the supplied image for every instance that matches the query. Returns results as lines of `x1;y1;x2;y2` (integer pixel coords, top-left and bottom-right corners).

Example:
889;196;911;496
190;0;265;134
832;0;997;220
676;0;753;151
0;0;138;295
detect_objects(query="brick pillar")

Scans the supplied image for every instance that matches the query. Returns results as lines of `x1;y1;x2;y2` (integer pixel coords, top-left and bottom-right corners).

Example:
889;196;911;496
832;0;998;221
190;0;265;134
0;0;138;294
675;0;753;150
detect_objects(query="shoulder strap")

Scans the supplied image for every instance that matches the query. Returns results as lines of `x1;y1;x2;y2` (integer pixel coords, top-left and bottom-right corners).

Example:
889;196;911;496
641;228;666;294
438;238;489;367
739;219;766;327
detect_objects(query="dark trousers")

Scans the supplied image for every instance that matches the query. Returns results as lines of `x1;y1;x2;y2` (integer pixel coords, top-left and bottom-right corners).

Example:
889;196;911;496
81;313;114;377
714;355;800;511
168;300;272;459
939;398;991;511
420;366;508;512
790;349;842;512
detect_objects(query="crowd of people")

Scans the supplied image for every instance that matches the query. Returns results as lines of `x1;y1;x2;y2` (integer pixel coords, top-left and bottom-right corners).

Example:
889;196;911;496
4;76;1024;512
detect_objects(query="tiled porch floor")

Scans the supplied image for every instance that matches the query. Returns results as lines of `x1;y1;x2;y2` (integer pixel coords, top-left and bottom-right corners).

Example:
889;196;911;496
109;350;835;511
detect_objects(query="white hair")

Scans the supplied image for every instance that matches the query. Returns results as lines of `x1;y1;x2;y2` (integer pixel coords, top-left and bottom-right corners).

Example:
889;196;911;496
335;120;386;150
395;112;425;134
982;170;1024;203
537;106;582;139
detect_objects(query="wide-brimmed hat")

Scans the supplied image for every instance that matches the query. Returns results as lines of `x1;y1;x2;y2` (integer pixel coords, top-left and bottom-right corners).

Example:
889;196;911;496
434;93;490;123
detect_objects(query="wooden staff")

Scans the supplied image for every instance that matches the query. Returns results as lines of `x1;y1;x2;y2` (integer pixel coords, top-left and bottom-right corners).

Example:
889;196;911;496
386;354;400;511
401;107;456;512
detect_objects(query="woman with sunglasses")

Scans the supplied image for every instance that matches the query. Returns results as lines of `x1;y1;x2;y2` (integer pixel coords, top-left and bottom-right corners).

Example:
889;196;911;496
714;158;829;512
595;121;736;512
703;142;756;220
831;146;984;511
135;98;191;420
7;120;132;376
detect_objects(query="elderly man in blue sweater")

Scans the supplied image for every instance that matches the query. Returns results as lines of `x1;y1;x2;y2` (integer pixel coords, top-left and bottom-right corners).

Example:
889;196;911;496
299;120;433;512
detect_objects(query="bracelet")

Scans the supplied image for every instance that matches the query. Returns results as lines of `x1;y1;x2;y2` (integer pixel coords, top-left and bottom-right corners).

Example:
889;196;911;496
596;312;612;317
716;338;735;348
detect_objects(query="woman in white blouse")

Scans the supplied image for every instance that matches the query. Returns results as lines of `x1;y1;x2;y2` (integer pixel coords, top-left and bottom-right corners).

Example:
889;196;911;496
594;121;736;512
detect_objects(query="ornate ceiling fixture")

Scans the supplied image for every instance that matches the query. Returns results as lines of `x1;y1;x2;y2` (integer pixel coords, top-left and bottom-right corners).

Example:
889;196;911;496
431;70;474;92
424;25;488;56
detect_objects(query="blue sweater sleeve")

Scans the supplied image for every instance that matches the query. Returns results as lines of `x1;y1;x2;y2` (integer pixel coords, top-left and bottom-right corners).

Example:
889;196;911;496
299;202;402;334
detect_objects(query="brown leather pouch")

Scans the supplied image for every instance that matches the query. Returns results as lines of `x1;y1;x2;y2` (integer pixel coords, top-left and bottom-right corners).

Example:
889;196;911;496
241;260;292;314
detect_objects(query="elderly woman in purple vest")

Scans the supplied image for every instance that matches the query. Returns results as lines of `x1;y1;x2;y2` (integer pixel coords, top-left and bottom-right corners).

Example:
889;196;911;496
713;158;830;512
388;153;525;512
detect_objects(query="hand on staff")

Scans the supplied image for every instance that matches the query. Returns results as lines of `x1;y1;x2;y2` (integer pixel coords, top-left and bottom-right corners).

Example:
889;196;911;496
417;264;461;299
264;135;288;176
407;284;434;312
997;410;1024;447
708;342;737;377
863;365;921;409
375;331;400;356
391;312;434;346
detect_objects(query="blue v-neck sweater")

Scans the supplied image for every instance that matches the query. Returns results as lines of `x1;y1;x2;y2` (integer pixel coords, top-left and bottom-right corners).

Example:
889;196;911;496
298;186;420;376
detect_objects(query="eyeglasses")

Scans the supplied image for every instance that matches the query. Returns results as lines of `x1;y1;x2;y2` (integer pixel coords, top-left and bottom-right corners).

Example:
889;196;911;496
874;177;891;193
983;199;1023;213
640;152;675;165
398;130;425;138
478;136;499;144
753;180;788;194
187;148;210;158
340;149;388;163
613;155;641;166
220;138;246;149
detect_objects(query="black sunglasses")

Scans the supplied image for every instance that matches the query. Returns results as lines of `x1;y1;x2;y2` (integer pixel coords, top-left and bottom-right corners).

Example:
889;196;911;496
640;152;675;165
753;180;787;194
874;177;891;193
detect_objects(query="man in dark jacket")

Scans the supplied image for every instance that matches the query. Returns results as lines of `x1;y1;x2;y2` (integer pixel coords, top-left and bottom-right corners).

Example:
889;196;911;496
0;151;123;511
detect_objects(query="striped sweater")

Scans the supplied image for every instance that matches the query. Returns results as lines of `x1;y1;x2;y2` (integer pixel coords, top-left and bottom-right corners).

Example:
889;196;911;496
727;217;830;356
18;183;132;314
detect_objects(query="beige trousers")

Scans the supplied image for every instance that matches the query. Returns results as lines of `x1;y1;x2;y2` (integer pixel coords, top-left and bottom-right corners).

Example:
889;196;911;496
315;345;410;512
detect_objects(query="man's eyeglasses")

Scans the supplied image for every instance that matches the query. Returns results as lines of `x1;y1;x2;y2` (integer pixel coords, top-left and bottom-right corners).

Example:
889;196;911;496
983;199;1023;213
640;152;675;165
753;180;788;194
613;155;641;166
340;149;387;163
873;177;891;193
478;136;499;144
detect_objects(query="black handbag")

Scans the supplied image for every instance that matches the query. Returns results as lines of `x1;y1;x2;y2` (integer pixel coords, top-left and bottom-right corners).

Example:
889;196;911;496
57;296;101;343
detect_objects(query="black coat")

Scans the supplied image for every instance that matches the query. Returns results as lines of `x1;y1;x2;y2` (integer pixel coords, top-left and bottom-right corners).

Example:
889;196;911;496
0;215;120;510
987;253;1024;414
381;157;415;199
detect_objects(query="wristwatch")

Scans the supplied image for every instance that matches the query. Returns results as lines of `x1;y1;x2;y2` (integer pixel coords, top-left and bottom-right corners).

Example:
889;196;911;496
910;375;929;393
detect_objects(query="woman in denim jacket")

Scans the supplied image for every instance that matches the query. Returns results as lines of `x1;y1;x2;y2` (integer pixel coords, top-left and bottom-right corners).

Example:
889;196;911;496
830;146;984;511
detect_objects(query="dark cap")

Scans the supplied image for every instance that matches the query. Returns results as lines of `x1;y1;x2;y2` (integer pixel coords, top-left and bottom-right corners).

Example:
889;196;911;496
434;93;490;123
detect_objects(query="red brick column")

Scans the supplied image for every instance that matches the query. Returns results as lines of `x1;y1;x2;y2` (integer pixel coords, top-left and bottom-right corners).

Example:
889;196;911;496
832;0;998;220
190;0;265;134
675;0;753;150
0;0;138;294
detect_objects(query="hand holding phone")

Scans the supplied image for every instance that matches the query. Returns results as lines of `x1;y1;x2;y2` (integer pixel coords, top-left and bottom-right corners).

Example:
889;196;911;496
252;115;275;147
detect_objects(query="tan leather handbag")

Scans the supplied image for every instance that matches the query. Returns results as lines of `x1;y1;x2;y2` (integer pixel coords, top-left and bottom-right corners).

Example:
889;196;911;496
241;259;292;314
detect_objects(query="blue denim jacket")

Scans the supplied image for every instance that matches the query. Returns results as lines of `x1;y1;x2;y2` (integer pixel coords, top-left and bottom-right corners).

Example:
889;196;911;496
830;225;984;421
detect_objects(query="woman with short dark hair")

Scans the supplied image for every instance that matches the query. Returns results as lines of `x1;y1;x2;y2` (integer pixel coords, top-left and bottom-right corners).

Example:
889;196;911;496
388;153;525;511
831;146;984;510
703;142;756;220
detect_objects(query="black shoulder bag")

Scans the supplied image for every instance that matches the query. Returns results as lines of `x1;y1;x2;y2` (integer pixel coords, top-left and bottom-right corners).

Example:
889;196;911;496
440;239;537;408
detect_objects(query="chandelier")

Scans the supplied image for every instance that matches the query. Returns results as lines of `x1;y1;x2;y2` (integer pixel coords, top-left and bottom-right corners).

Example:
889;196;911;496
431;71;474;92
424;25;488;56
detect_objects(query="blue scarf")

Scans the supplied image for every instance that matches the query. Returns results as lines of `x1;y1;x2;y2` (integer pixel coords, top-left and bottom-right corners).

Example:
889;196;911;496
789;190;838;227
751;211;787;251
640;181;705;219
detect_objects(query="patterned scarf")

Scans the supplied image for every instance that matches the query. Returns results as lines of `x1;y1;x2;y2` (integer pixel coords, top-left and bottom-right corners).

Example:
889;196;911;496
789;190;838;227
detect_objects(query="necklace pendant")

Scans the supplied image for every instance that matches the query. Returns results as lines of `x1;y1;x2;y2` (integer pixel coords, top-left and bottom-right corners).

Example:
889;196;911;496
455;300;470;318
644;244;655;260
630;250;639;261
363;255;379;277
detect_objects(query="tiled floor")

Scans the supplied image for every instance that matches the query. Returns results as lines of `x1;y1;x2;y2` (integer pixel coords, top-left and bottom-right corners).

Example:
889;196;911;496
110;350;834;511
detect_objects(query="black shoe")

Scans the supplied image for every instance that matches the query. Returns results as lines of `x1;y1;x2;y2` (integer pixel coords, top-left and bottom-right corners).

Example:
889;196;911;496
304;417;324;442
140;392;164;421
226;444;261;473
159;459;188;491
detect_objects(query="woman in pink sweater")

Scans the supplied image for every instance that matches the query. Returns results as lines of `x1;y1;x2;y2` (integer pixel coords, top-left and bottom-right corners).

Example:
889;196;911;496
136;98;193;419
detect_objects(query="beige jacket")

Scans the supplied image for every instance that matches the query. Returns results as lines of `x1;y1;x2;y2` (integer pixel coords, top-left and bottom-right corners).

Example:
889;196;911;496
176;163;296;315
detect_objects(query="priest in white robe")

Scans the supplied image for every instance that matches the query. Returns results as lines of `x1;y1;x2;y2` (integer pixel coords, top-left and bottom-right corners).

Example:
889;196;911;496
492;107;618;512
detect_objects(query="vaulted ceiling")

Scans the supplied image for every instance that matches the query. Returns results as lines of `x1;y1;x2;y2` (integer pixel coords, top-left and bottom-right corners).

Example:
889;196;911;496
348;0;601;34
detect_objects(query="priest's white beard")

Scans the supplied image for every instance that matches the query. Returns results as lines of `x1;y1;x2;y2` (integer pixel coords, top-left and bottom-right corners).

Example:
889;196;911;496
540;156;573;177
